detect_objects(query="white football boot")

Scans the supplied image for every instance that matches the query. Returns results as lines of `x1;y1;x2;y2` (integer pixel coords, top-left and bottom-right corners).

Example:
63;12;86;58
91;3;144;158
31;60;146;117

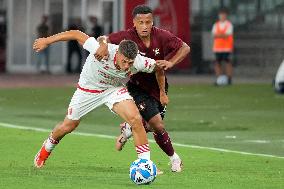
115;122;132;151
170;154;183;172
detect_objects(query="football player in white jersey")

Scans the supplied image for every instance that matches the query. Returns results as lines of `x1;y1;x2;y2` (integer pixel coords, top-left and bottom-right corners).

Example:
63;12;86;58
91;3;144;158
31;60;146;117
32;30;170;168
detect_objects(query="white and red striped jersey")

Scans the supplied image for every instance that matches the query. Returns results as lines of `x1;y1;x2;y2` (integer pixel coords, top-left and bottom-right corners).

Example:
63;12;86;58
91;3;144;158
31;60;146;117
78;37;156;91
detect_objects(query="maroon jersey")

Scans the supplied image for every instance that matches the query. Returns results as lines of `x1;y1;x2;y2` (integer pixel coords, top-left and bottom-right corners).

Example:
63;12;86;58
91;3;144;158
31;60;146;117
108;26;183;101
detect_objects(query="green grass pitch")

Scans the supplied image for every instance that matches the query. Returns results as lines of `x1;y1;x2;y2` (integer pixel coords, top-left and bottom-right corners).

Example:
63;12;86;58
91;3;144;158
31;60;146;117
0;84;284;188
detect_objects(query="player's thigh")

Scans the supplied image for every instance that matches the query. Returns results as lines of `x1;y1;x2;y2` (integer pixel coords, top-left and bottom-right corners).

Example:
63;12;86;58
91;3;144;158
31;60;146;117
112;99;142;124
148;113;165;131
215;53;223;63
62;116;80;128
133;94;162;122
223;52;231;62
104;87;140;122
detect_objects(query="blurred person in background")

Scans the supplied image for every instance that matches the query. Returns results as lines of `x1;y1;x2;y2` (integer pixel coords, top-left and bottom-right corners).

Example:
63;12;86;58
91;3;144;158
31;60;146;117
89;16;103;39
212;9;234;85
0;13;6;72
66;18;85;74
36;15;50;74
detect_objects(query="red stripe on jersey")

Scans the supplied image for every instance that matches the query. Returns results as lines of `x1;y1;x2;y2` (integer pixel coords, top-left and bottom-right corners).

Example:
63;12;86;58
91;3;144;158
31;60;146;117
77;84;105;94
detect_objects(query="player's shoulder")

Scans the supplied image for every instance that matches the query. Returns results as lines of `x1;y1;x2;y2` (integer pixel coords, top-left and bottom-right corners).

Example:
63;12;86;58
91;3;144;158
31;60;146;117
117;27;137;37
152;26;171;34
226;20;233;26
152;26;175;39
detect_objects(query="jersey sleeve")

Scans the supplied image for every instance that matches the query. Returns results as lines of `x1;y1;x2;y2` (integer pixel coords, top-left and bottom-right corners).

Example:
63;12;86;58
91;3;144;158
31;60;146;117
83;37;100;54
108;31;129;45
133;54;156;73
211;23;217;35
160;30;183;60
225;22;233;35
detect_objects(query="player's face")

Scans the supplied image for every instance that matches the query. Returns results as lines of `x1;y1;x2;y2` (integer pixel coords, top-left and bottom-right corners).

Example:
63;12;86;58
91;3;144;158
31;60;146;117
116;53;134;71
133;13;153;38
219;13;227;21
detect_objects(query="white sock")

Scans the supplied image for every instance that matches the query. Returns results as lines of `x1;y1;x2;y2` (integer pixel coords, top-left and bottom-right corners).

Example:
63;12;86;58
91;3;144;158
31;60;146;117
44;135;59;152
138;151;150;160
169;152;180;162
136;144;150;160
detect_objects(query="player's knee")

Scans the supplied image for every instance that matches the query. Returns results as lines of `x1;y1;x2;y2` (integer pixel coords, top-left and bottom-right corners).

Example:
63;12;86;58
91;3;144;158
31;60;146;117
60;121;79;134
149;120;165;133
127;114;143;130
152;123;165;133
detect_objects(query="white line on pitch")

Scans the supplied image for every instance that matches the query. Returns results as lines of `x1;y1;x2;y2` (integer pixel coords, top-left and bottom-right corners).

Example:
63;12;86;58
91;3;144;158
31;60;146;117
0;122;284;160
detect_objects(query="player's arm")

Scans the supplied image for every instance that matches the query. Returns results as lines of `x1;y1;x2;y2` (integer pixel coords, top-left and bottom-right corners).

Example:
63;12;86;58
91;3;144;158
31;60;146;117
157;42;190;70
33;30;89;52
212;23;233;38
156;29;190;70
214;33;230;38
95;31;128;60
168;42;190;67
155;68;169;106
133;54;169;105
94;35;110;60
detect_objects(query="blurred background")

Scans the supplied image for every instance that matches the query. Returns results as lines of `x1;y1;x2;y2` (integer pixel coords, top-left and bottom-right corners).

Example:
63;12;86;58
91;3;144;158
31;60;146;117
0;0;284;80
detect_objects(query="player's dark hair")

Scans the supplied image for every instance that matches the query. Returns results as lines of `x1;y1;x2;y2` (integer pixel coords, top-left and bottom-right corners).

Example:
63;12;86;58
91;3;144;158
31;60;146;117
219;8;229;14
132;5;153;18
118;40;138;60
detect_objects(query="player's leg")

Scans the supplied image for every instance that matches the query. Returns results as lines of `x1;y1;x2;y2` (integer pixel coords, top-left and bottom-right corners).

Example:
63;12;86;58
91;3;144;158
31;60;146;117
34;88;104;168
34;117;80;168
116;119;152;151
147;110;182;172
115;90;182;172
112;99;150;160
224;53;233;84
214;53;223;78
115;89;152;151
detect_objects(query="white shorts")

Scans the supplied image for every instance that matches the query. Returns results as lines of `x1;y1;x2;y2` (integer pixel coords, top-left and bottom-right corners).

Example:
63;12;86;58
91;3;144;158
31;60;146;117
67;86;133;120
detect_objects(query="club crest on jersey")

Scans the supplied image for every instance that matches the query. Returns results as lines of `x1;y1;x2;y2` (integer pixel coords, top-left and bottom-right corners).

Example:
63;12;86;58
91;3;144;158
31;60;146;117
153;48;160;56
138;102;146;111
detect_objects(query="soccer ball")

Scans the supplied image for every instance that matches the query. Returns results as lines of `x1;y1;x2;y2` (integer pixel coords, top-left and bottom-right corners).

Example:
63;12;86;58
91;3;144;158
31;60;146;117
129;159;157;185
216;75;229;86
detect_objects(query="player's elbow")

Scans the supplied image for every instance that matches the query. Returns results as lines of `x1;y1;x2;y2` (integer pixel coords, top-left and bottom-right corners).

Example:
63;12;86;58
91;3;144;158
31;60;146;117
97;35;108;42
69;30;89;46
183;42;190;55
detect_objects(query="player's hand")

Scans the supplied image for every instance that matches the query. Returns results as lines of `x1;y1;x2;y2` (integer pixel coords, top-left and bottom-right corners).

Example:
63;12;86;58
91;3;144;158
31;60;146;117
94;43;109;61
160;92;169;106
33;38;49;52
156;60;174;70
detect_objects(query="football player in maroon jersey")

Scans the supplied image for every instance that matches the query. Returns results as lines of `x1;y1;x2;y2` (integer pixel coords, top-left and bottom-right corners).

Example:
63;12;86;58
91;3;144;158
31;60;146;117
95;5;190;173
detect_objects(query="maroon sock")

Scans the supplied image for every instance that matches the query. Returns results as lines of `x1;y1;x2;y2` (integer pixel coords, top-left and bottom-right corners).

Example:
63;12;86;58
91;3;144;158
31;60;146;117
153;130;174;156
